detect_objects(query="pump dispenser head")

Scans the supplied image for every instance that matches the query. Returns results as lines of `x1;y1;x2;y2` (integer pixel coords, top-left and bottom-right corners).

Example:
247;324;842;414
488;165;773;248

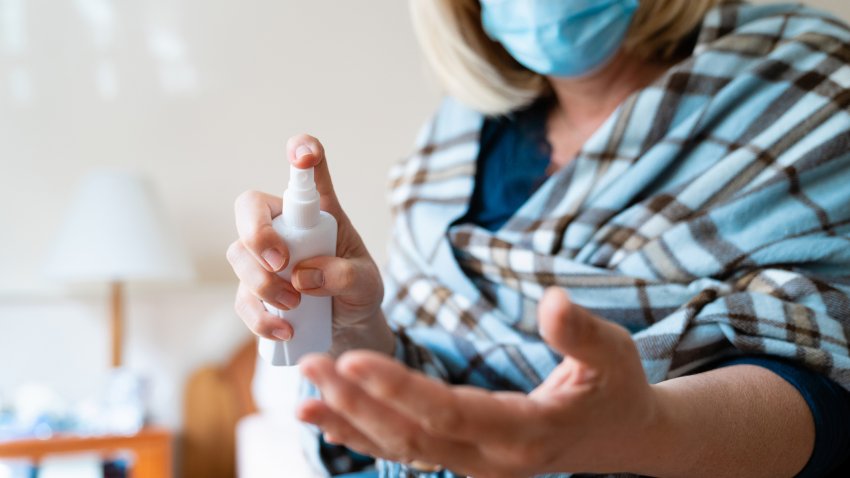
283;165;320;228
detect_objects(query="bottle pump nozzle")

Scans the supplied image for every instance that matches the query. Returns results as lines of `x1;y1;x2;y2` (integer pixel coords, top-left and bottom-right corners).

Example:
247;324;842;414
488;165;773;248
283;165;320;228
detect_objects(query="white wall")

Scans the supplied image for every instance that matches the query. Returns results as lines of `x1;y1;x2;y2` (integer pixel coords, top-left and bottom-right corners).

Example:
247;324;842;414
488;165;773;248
1;0;849;435
0;0;441;291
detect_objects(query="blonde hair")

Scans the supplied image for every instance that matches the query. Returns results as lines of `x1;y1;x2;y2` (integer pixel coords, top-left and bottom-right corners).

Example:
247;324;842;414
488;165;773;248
409;0;719;116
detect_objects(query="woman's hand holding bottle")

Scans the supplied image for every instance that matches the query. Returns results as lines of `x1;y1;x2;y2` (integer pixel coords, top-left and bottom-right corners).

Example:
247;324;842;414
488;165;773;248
226;134;395;358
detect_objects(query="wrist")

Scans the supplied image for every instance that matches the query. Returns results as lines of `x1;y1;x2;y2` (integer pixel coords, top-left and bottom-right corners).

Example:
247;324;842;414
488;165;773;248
623;383;682;477
330;310;396;357
546;384;674;475
629;380;696;476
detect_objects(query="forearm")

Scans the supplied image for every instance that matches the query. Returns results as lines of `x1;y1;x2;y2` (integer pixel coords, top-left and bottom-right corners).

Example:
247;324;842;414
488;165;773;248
632;365;814;478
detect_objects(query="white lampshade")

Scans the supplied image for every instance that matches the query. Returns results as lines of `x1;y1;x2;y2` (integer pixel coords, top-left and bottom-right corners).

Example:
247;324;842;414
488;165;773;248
44;170;194;283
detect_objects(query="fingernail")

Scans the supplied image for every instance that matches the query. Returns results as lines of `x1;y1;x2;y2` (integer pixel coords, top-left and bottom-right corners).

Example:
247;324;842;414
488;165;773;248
337;354;372;380
295;269;324;290
277;290;300;309
262;249;285;272
340;363;368;382
295;145;313;159
272;328;292;341
577;368;600;383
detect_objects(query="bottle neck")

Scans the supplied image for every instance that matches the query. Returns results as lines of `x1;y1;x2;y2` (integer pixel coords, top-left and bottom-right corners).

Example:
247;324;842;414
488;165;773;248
283;188;320;229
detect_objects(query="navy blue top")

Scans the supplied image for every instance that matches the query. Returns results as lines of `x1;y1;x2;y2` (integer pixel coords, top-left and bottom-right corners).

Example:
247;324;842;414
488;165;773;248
462;99;850;477
462;99;554;231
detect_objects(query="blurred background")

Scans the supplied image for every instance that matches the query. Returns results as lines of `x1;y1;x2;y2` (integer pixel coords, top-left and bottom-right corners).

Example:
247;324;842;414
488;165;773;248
0;0;439;476
0;0;847;477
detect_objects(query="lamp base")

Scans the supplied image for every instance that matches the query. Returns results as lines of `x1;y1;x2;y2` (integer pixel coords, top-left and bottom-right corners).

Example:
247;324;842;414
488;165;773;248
110;281;124;368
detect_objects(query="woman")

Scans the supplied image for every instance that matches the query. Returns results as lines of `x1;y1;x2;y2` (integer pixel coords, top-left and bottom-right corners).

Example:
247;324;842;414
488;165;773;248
227;0;850;476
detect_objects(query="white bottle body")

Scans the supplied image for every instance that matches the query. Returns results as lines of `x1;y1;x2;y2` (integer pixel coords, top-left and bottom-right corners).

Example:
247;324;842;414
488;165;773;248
258;211;337;366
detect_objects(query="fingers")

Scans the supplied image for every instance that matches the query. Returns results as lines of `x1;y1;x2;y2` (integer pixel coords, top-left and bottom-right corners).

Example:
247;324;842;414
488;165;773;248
537;287;631;369
234;283;293;341
296;400;383;457
234;190;289;273
286;134;344;218
336;351;537;445
300;354;420;463
292;256;383;303
300;354;484;469
227;240;301;309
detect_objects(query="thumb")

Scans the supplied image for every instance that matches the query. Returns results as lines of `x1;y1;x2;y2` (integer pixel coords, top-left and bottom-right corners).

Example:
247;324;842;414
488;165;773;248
286;134;344;218
291;256;382;302
538;287;627;368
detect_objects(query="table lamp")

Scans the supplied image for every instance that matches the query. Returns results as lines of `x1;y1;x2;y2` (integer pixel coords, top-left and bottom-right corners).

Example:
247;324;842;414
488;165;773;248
44;170;194;368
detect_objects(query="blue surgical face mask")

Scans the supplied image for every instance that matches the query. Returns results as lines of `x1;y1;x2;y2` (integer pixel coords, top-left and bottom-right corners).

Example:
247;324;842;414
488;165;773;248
480;0;639;77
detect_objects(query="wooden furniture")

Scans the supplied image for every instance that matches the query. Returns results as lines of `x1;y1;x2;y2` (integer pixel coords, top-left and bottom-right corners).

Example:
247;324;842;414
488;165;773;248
0;427;173;478
0;338;257;478
182;338;258;478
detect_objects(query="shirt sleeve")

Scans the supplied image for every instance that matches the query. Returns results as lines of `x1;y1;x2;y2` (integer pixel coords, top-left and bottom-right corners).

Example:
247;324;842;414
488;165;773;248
707;356;850;477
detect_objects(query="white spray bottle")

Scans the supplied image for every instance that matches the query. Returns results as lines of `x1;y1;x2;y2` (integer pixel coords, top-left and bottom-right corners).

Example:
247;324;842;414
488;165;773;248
258;164;337;366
